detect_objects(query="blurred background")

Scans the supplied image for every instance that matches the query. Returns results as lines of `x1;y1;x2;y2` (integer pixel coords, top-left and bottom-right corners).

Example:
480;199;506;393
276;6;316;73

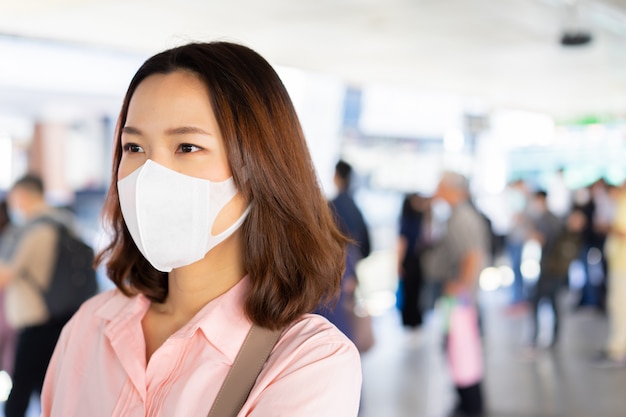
0;0;625;416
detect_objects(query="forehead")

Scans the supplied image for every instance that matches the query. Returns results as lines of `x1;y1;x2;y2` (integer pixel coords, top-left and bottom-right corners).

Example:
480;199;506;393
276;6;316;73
135;69;206;93
120;70;226;145
127;71;213;116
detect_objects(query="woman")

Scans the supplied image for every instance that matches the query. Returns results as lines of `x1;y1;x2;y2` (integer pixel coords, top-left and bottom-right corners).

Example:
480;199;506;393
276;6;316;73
41;42;361;416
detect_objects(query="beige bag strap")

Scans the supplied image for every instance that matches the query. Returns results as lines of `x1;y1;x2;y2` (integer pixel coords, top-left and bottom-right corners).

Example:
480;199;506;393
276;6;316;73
207;324;282;417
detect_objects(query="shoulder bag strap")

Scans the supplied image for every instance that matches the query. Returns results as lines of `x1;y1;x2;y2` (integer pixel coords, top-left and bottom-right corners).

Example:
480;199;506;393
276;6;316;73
207;324;282;417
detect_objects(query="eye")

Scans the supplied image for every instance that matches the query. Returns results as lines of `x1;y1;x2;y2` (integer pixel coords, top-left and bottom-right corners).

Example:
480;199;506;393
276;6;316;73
122;143;144;153
178;143;202;153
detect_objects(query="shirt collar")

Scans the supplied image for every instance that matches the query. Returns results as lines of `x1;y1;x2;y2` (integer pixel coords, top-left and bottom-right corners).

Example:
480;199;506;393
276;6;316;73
181;277;252;362
95;277;253;364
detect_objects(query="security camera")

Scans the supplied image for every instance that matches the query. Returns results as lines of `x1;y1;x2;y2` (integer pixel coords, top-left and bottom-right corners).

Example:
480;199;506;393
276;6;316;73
560;30;593;46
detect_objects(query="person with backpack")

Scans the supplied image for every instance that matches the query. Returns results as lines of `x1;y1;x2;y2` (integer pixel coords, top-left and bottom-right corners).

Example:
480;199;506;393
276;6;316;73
527;195;585;351
0;174;97;417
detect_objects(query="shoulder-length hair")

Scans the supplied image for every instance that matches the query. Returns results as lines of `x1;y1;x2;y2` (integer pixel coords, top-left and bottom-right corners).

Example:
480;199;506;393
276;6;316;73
96;41;347;329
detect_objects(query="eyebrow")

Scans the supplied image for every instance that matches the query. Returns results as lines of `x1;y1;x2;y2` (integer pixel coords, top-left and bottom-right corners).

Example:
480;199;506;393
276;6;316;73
121;126;212;136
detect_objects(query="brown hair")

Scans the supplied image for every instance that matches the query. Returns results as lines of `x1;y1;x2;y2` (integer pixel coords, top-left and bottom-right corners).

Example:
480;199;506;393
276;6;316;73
96;41;347;329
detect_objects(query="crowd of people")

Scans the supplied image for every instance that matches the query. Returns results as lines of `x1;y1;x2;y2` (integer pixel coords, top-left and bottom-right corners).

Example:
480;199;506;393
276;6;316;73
318;165;491;417
462;175;623;398
342;166;626;416
335;160;619;416
499;175;626;368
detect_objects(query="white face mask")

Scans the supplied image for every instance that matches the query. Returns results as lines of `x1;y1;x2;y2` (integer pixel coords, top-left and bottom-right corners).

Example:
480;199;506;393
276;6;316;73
117;159;249;272
8;208;26;226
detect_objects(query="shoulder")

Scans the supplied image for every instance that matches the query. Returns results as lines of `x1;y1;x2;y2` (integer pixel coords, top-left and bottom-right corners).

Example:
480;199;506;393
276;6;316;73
457;203;481;219
248;313;362;414
450;203;483;229
17;215;62;243
540;212;561;229
22;218;57;236
59;289;135;339
331;192;354;210
12;221;58;254
285;313;357;345
79;288;130;312
271;313;361;368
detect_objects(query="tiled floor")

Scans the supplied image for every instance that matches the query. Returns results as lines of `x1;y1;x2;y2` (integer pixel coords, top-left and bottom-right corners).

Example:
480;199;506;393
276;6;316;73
359;289;626;417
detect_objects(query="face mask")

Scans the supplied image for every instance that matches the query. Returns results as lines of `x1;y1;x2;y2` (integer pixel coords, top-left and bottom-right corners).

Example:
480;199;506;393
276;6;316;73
8;208;26;226
117;159;250;272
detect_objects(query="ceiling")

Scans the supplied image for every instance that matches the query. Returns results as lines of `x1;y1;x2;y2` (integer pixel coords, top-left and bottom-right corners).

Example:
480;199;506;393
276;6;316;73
1;0;626;122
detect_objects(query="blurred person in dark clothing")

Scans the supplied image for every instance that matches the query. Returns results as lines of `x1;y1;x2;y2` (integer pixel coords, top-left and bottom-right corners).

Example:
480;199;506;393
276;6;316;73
528;195;584;350
330;160;371;259
428;171;489;417
577;179;610;311
0;200;17;376
589;180;616;312
316;160;371;343
397;193;431;328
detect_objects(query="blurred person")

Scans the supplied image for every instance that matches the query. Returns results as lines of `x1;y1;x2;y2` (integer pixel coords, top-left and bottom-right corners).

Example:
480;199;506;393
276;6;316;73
428;171;489;417
316;159;372;348
577;179;610;311
602;183;623;293
590;179;616;312
0;175;79;417
330;160;371;261
528;198;585;350
41;41;362;416
594;182;626;368
502;178;533;312
0;200;17;376
396;193;431;329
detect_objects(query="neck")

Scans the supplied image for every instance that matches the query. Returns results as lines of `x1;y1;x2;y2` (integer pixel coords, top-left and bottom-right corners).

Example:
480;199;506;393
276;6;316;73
154;231;245;321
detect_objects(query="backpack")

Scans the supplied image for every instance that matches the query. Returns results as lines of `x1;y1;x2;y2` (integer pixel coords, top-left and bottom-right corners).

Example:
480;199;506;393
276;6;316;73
541;229;583;279
21;216;99;319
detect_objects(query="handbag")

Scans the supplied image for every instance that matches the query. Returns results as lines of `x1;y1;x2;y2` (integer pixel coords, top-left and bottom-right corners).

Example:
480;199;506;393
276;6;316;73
350;301;375;354
443;297;483;387
207;324;282;417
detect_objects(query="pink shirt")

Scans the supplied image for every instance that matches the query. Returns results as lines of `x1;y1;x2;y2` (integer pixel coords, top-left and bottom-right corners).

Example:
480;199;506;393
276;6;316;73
41;278;362;416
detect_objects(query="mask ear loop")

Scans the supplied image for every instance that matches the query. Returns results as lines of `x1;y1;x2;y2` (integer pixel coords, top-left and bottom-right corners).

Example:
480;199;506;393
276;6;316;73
207;205;251;242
